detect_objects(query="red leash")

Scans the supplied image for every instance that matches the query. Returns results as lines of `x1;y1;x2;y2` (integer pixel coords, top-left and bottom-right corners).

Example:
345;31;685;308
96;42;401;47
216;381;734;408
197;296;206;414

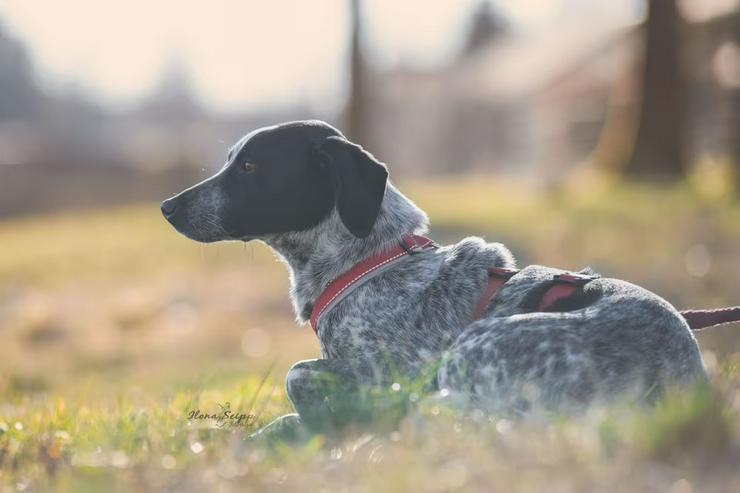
309;234;740;334
680;307;740;330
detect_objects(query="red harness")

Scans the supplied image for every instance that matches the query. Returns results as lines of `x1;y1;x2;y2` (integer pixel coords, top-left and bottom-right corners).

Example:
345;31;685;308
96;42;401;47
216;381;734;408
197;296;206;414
308;234;740;334
309;234;436;331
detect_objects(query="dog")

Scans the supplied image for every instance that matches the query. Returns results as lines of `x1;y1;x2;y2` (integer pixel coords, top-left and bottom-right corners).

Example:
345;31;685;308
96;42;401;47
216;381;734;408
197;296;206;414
162;120;708;436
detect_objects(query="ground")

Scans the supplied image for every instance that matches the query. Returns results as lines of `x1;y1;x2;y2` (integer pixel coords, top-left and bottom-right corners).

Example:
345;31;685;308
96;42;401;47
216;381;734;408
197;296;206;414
1;176;739;492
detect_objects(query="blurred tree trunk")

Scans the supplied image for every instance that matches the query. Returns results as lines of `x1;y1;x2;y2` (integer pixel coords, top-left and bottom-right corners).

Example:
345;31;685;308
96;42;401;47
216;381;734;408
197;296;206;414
461;0;507;58
732;86;740;189
734;96;740;189
623;0;688;180
728;22;740;189
345;0;368;145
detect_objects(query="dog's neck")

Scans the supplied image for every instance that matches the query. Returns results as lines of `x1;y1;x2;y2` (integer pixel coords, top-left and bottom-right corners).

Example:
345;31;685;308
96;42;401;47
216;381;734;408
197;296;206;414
264;183;429;323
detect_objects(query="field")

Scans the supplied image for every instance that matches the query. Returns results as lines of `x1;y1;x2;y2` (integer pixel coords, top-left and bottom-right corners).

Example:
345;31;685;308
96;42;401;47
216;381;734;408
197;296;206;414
1;177;739;492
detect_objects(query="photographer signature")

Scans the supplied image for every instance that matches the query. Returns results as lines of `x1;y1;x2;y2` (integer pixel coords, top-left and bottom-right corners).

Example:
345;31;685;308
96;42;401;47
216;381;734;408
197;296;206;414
187;402;256;428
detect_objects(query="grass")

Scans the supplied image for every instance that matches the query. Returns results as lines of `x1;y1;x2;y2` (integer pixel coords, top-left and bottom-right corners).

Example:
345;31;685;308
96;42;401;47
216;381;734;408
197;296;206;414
1;176;739;491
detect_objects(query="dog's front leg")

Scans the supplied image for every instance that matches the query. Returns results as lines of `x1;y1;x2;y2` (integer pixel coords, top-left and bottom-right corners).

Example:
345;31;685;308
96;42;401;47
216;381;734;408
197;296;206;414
246;359;369;444
285;358;388;434
247;413;309;444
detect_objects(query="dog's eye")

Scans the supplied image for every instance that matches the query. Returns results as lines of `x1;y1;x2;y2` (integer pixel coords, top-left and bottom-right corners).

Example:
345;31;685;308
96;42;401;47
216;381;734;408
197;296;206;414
242;162;257;174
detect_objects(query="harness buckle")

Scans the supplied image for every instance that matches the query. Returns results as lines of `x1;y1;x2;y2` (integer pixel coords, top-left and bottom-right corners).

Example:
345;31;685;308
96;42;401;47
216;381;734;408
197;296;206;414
552;272;600;286
399;234;434;254
488;266;519;279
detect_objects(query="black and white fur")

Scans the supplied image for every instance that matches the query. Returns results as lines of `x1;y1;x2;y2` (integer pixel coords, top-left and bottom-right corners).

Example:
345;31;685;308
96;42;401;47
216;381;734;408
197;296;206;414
162;120;707;436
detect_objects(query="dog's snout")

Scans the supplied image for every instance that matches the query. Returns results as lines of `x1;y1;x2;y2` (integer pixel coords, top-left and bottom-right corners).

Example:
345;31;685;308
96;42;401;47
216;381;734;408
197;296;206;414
161;198;177;217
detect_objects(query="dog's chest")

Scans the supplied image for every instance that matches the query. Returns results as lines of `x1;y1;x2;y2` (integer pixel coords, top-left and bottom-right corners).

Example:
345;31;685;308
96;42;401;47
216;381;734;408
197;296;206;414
303;237;515;374
318;276;440;365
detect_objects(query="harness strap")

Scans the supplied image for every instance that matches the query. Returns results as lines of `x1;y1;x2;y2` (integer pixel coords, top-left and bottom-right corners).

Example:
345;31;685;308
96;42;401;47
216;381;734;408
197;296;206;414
536;272;601;311
472;270;600;321
472;267;518;320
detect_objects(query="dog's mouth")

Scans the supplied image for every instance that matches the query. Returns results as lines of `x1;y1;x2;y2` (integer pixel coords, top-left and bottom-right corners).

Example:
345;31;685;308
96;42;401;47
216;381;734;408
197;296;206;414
166;217;228;243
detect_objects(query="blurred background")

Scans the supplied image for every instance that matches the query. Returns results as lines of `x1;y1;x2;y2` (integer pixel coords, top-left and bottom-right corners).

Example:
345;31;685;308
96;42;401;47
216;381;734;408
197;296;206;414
0;0;739;400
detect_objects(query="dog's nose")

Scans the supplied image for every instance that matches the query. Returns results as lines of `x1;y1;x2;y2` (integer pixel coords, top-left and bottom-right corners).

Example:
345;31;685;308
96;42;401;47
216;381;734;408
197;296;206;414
161;198;177;217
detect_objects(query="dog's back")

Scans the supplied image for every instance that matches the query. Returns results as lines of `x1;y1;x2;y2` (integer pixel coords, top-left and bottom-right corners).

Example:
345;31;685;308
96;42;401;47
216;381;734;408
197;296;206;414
439;264;707;414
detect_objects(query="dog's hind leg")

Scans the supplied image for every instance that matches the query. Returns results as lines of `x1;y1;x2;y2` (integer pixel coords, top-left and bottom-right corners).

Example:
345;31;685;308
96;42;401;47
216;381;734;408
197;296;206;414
438;316;604;416
438;299;707;416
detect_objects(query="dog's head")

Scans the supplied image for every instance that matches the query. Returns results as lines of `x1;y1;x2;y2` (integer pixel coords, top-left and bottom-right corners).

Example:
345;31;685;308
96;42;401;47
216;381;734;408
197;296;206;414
161;120;388;242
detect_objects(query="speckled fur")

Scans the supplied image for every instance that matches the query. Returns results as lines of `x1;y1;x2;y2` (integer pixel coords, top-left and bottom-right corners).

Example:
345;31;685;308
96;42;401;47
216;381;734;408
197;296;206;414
261;183;706;428
438;266;707;416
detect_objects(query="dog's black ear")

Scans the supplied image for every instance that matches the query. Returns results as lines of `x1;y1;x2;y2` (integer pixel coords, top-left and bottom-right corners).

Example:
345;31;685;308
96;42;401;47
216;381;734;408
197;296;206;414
314;135;388;238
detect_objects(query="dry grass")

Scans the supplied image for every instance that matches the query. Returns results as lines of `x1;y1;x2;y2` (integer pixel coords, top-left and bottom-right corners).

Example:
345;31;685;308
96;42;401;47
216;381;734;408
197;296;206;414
1;177;739;492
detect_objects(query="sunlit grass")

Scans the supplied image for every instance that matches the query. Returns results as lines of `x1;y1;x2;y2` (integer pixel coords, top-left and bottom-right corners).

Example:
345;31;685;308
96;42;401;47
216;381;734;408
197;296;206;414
1;178;739;491
1;375;292;492
0;204;278;286
2;379;737;492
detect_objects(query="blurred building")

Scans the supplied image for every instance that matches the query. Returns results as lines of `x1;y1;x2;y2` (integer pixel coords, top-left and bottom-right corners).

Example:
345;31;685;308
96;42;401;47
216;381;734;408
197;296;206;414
366;8;739;179
0;22;320;216
0;4;737;216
